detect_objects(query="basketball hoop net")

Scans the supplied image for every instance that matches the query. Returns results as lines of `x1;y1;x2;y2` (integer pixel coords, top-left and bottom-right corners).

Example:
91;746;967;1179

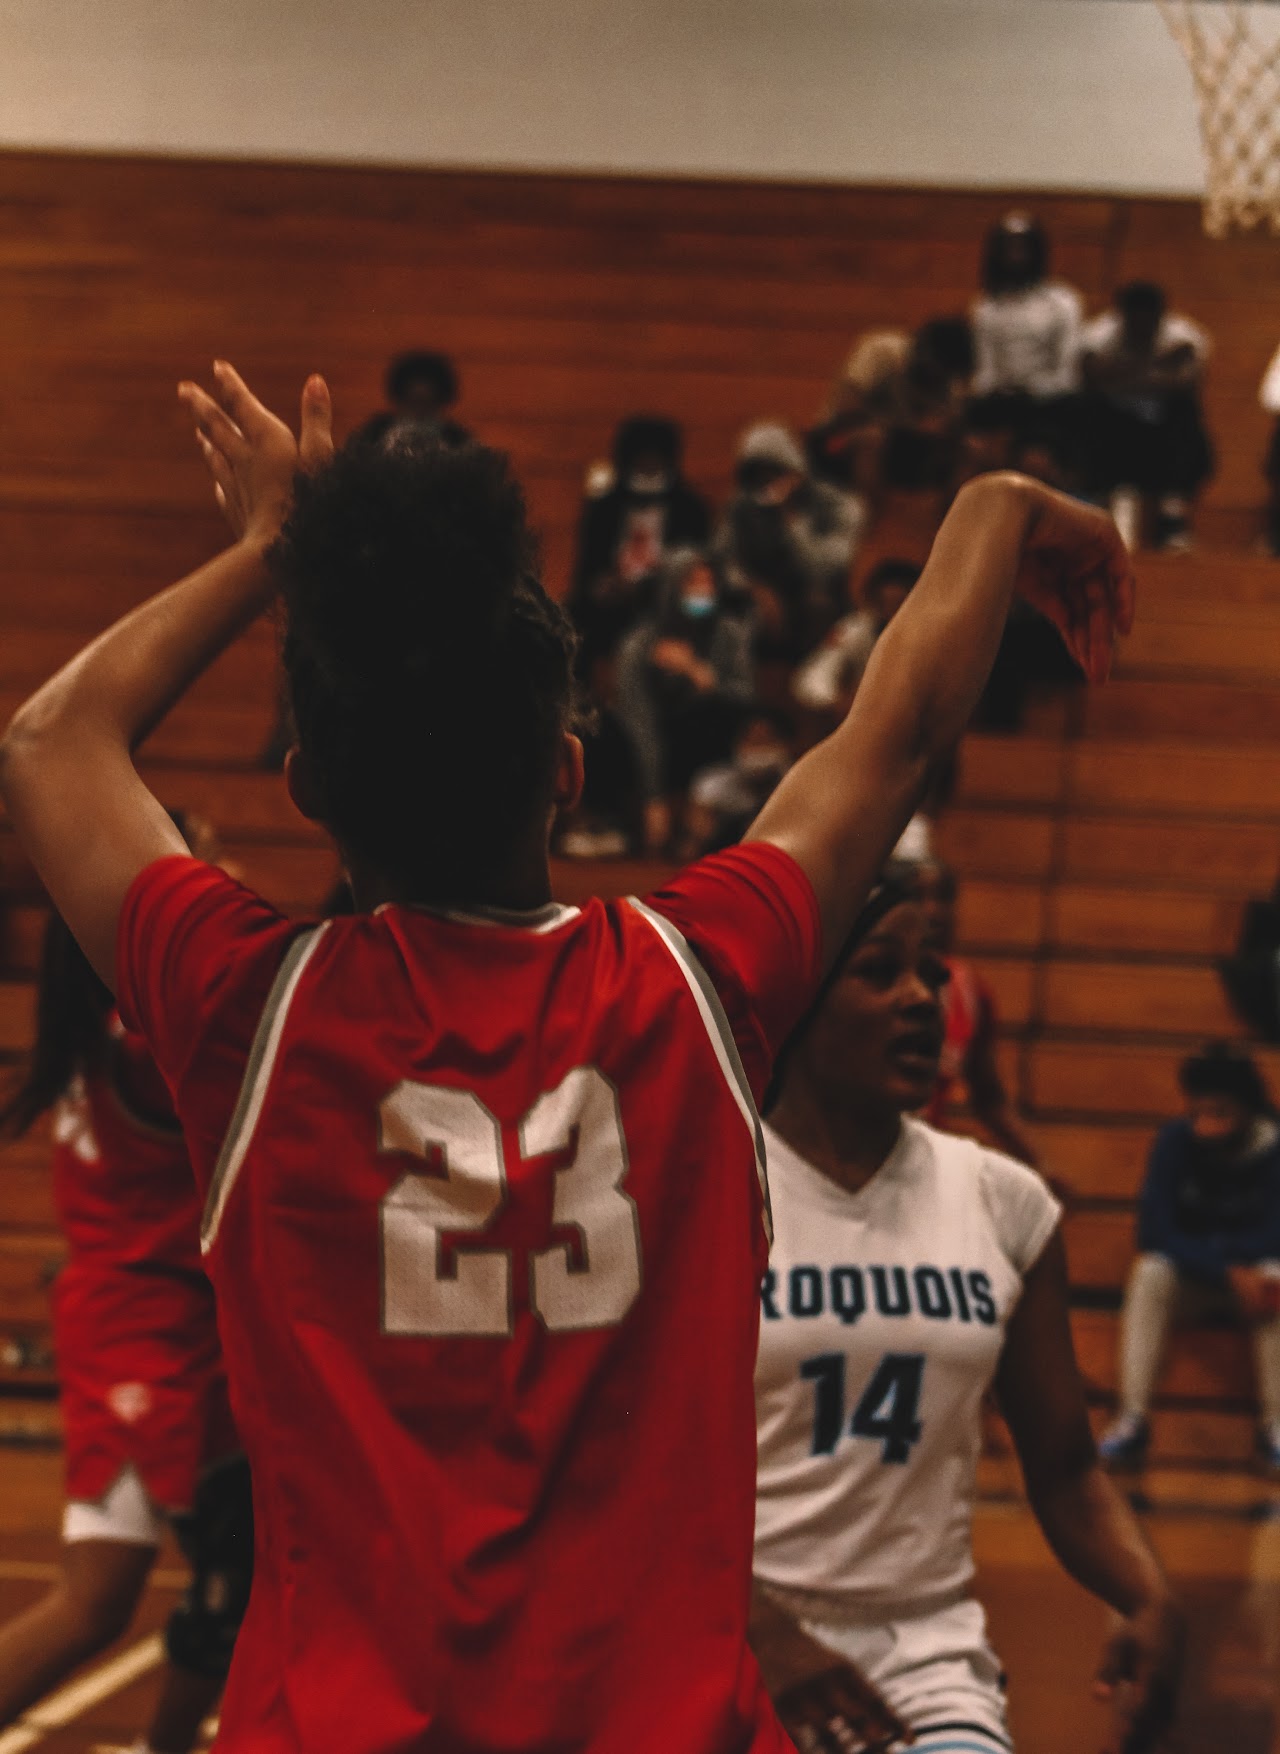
1158;0;1280;235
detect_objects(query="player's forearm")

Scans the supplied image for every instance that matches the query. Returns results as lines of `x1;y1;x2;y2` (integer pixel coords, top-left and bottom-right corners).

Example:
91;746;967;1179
1027;1461;1170;1618
0;535;274;770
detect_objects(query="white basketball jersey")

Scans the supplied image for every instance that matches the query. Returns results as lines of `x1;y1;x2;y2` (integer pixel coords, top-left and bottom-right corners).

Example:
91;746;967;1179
754;1117;1060;1614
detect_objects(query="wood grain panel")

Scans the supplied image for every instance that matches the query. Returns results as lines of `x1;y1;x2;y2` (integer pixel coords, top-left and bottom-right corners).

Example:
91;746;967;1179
1041;961;1237;1037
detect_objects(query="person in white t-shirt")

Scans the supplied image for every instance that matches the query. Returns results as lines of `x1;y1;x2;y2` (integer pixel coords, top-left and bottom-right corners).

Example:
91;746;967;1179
751;875;1182;1754
968;214;1084;477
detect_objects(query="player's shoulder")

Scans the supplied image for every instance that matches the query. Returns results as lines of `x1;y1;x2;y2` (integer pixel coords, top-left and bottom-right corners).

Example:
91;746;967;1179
899;1116;988;1187
905;1120;1060;1269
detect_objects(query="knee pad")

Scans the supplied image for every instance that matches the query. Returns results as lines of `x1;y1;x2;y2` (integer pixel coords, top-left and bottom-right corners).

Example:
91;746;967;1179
164;1455;254;1680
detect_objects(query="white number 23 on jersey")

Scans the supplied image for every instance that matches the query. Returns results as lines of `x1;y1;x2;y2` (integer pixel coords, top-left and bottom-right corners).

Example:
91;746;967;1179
378;1067;643;1337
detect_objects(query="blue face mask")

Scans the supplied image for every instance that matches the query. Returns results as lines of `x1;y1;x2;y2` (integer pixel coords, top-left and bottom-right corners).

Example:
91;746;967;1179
682;595;717;620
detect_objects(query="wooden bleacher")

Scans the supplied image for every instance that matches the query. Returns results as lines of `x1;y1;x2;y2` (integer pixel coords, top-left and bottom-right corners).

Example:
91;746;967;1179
1;155;1280;1467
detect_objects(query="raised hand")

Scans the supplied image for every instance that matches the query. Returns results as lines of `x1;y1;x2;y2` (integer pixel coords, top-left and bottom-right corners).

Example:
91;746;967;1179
178;361;333;547
1012;483;1136;685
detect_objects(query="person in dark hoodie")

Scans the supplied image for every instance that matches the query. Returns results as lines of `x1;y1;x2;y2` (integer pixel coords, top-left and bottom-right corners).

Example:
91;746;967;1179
713;423;865;664
614;548;753;854
569;415;711;666
1099;1042;1280;1472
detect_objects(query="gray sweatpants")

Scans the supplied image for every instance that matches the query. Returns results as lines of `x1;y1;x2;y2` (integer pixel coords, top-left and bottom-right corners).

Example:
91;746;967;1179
1118;1252;1280;1426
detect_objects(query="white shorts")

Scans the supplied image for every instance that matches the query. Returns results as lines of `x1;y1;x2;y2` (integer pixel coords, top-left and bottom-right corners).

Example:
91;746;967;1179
63;1462;167;1547
798;1596;1012;1754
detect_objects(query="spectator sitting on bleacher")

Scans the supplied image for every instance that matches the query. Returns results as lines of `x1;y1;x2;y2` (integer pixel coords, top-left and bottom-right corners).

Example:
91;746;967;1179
356;350;470;452
568;415;711;667
792;557;921;721
713;423;865;663
614;548;754;854
968;212;1084;475
1099;1042;1280;1474
682;705;794;860
805;329;911;497
808;320;975;502
1081;281;1214;553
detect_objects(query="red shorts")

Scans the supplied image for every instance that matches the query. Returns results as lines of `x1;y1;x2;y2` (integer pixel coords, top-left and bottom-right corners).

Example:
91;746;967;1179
53;1262;237;1513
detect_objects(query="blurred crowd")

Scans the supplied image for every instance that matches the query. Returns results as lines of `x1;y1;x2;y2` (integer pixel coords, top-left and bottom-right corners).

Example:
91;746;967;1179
550;209;1223;862
329;212;1280;1476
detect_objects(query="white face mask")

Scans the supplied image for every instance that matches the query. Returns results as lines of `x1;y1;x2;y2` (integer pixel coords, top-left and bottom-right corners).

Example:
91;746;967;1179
627;469;672;496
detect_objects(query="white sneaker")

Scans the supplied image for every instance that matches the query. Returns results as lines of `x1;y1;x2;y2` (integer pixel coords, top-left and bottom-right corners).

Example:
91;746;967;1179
1110;487;1142;553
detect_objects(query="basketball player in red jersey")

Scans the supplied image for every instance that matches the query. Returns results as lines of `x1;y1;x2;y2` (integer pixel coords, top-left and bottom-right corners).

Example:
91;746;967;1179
0;880;250;1751
0;362;1132;1754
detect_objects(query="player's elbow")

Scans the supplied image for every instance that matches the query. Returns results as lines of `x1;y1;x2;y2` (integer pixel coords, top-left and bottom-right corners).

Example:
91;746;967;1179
0;693;82;804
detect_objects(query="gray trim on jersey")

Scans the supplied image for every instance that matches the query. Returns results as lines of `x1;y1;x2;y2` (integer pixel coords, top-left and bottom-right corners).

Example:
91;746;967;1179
201;923;331;1255
626;898;772;1247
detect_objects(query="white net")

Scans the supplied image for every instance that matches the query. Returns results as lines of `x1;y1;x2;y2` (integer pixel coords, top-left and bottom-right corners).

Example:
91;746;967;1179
1158;0;1280;235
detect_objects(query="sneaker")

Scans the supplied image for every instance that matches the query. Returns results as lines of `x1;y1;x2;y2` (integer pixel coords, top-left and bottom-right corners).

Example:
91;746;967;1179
1258;1420;1280;1475
1109;487;1142;553
1098;1411;1150;1467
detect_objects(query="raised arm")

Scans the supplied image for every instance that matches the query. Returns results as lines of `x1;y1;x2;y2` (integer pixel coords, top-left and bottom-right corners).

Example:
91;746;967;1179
747;474;1133;965
0;364;332;989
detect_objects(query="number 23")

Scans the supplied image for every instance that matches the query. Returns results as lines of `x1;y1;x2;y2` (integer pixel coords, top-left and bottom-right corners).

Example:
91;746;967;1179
378;1066;643;1337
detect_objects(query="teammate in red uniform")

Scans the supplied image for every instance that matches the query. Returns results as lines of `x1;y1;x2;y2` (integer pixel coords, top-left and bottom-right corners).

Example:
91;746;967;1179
0;362;1132;1753
0;872;251;1752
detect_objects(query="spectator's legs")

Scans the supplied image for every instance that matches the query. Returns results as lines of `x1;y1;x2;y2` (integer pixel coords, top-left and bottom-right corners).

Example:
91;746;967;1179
1100;1253;1184;1464
1117;1253;1181;1418
1080;396;1145;548
1150;393;1214;552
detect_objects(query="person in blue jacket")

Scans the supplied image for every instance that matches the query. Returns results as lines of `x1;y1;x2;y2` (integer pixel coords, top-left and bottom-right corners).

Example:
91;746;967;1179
1100;1041;1280;1471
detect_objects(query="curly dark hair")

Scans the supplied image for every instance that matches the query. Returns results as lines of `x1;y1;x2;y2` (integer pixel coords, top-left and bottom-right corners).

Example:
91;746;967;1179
272;436;584;904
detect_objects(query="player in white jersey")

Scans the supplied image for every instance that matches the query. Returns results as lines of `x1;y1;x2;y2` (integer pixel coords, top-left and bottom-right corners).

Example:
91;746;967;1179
752;877;1183;1754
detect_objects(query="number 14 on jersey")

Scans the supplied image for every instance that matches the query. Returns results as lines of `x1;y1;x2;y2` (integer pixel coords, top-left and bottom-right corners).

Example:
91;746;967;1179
801;1352;925;1464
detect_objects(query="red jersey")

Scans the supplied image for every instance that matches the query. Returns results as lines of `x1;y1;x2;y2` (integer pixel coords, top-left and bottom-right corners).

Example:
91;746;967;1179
53;1018;200;1271
51;1019;233;1508
118;845;822;1754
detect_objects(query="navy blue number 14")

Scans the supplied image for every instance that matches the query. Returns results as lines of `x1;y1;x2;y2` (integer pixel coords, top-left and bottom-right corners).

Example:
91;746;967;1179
800;1352;924;1463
